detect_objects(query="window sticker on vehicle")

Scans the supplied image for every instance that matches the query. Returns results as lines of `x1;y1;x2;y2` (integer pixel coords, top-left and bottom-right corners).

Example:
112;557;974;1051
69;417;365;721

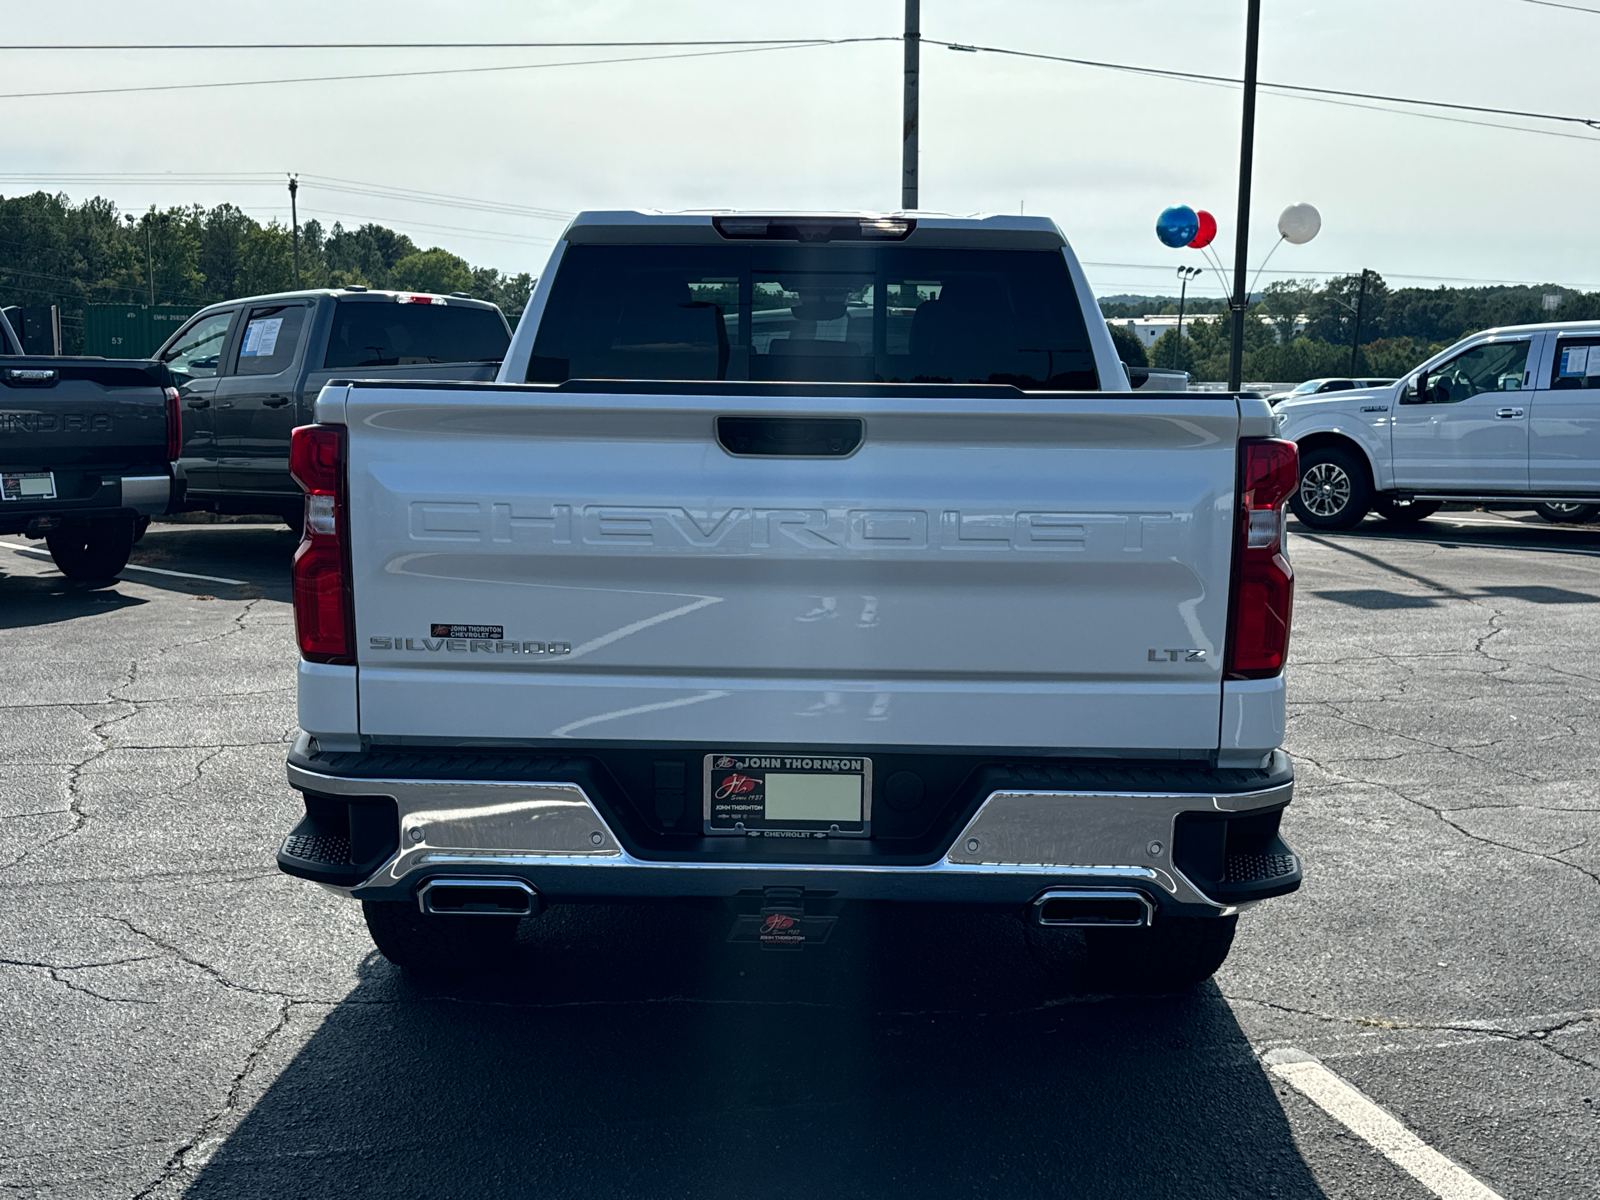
1;472;56;501
239;317;283;357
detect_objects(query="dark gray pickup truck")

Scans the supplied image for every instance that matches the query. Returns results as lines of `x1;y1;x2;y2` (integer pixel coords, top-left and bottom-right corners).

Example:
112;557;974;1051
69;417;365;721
0;309;181;579
156;288;511;522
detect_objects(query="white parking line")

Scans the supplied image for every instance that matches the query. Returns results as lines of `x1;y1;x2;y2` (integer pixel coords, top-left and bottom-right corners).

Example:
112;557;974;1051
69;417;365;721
0;541;248;587
1264;1049;1506;1200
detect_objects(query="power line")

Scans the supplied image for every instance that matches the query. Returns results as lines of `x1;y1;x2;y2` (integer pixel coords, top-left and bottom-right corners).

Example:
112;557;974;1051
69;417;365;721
298;175;571;221
1519;0;1600;12
0;39;894;102
0;38;860;51
294;206;556;247
1081;260;1600;290
922;38;1600;137
0;171;576;224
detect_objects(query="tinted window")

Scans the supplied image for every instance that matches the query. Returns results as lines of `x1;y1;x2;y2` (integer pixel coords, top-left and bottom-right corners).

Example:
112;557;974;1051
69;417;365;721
1550;338;1600;391
325;301;510;369
162;310;234;382
529;245;1099;389
233;304;308;377
1317;380;1355;392
1423;340;1530;403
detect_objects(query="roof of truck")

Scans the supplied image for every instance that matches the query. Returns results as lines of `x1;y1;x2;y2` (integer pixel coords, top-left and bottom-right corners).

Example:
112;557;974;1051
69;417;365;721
562;210;1068;249
187;287;502;313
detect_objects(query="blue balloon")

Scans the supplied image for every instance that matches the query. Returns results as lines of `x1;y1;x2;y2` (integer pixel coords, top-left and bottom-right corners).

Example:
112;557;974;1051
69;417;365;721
1156;205;1200;248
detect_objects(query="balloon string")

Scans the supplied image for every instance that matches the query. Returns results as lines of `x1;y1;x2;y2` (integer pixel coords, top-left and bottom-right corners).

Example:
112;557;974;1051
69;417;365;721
1202;244;1230;287
1247;236;1288;303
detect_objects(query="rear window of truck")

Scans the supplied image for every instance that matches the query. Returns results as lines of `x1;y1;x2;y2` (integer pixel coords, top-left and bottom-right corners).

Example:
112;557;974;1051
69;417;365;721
527;245;1099;389
324;301;510;369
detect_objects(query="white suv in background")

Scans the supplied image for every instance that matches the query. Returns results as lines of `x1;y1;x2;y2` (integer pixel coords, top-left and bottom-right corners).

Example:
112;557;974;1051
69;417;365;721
1275;321;1600;528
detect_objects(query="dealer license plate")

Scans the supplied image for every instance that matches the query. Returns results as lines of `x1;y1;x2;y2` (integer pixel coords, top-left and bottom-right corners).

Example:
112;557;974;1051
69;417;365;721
704;753;871;838
1;472;56;501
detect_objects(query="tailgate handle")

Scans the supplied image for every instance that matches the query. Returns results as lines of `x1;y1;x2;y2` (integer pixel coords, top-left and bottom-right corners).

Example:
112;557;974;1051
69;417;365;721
717;416;862;457
4;368;58;386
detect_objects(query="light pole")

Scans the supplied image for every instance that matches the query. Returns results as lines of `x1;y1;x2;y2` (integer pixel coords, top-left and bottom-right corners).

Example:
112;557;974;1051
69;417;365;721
1174;265;1203;369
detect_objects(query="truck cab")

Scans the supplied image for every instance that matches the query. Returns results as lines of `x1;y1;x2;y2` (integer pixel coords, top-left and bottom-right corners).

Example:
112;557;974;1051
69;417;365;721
155;288;511;522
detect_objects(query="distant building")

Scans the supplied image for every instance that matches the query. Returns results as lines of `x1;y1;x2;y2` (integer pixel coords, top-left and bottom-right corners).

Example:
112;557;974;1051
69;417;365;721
1107;313;1306;347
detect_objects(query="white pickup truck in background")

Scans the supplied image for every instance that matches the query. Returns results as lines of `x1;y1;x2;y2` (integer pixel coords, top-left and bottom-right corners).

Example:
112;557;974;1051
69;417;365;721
1279;320;1600;528
276;211;1303;990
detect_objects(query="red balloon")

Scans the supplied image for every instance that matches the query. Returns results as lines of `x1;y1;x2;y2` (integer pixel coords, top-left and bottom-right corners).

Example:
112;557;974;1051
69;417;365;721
1189;210;1217;249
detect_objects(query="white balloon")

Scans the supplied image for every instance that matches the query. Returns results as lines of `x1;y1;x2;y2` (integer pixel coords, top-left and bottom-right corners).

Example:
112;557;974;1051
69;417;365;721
1277;203;1321;245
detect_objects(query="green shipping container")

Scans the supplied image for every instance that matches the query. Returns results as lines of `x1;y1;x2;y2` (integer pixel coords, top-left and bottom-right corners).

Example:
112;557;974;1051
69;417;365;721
83;304;200;358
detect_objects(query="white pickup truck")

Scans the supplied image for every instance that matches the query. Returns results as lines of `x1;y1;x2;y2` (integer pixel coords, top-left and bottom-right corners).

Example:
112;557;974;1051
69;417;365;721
1279;320;1600;529
276;211;1303;990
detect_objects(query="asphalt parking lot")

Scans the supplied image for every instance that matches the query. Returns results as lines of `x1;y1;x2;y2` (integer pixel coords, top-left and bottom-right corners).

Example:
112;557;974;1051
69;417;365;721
1;511;1596;1200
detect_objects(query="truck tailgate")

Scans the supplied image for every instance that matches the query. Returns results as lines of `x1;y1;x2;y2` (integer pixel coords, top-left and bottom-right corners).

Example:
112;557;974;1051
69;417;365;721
340;385;1241;752
2;358;170;470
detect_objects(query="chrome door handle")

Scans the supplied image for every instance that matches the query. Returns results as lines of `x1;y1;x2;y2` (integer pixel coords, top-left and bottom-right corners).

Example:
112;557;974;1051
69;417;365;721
1497;407;1524;418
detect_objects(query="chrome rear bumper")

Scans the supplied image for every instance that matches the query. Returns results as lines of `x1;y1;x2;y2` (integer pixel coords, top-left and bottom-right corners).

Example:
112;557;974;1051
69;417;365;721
285;756;1297;917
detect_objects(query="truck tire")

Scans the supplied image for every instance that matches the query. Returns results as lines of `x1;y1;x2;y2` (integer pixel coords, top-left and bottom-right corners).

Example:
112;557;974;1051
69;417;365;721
1372;495;1441;526
361;899;520;973
1083;914;1237;993
1534;502;1600;525
45;515;136;580
1290;446;1371;530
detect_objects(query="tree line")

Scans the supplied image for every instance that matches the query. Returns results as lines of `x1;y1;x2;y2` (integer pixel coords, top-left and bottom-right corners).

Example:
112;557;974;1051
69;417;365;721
0;191;536;353
1104;273;1600;383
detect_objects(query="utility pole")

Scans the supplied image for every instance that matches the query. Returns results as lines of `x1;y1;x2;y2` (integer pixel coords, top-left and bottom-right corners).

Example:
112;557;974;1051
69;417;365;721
288;175;301;288
1227;0;1262;391
144;211;155;306
901;0;919;210
1348;268;1370;375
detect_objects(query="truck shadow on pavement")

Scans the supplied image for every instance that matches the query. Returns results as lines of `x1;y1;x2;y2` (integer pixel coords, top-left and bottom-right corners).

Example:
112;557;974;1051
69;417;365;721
185;904;1327;1200
0;571;146;628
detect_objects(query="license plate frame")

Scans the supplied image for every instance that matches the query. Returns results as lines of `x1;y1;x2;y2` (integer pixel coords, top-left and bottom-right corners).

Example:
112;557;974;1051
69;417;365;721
703;752;872;838
0;471;56;502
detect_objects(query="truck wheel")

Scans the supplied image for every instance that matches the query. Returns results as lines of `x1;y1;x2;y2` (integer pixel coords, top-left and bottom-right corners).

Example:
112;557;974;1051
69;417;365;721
1083;914;1237;993
1372;496;1441;526
1290;446;1371;530
1534;502;1600;525
45;515;136;580
361;900;520;974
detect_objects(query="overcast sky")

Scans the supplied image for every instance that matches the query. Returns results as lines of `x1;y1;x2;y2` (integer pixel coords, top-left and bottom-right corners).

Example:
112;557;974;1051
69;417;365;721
5;0;1599;299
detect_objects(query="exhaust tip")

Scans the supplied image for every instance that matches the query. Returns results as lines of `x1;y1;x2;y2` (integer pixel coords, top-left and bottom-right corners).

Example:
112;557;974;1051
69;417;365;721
1031;888;1152;928
417;877;539;917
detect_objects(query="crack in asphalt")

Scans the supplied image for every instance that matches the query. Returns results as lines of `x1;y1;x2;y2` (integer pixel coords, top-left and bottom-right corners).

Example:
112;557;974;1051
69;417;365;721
0;596;286;875
128;996;292;1200
1290;746;1600;889
0;955;162;1005
1232;994;1600;1071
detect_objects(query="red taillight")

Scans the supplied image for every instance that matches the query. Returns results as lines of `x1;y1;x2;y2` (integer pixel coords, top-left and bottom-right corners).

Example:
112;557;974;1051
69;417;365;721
164;387;181;462
289;424;354;663
1225;438;1298;679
